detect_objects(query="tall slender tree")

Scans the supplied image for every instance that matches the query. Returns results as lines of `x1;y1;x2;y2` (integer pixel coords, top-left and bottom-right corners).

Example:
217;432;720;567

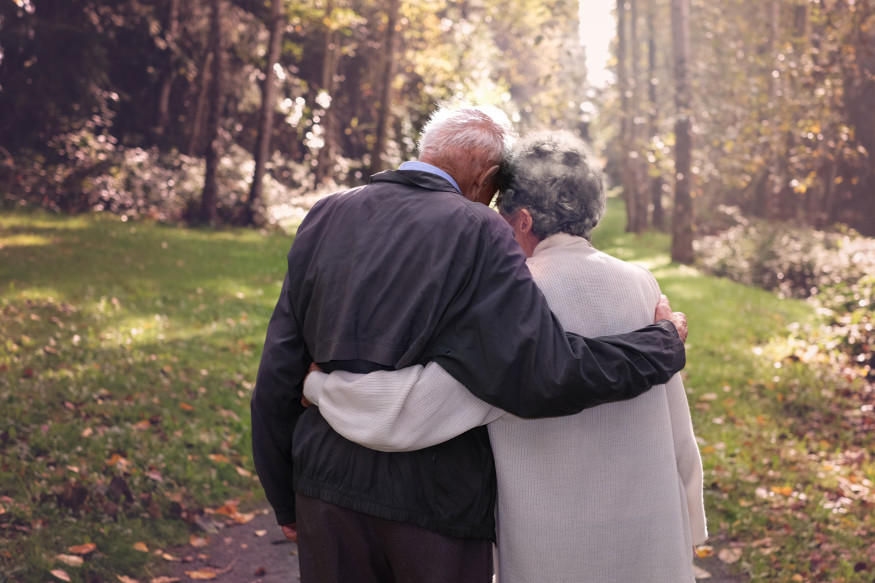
198;0;226;225
616;0;633;229
627;0;648;233
370;0;402;174
670;0;693;263
647;0;665;231
156;0;181;140
242;0;285;226
314;0;340;185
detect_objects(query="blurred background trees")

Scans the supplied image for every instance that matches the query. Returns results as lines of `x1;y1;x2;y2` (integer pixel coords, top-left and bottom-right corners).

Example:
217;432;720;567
0;0;872;242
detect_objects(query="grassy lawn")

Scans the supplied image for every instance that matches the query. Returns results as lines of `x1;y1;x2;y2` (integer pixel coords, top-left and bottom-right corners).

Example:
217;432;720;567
1;202;873;582
0;210;292;581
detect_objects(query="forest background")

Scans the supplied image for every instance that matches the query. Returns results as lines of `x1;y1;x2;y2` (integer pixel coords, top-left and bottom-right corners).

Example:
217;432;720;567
0;0;874;581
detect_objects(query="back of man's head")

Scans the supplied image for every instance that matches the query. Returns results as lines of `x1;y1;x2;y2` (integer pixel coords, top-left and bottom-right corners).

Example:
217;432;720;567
418;103;517;181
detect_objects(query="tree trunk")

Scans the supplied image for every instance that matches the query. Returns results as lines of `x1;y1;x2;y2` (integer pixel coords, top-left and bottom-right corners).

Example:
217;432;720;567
243;0;284;226
156;0;180;139
616;0;634;230
187;50;213;156
199;0;225;226
370;0;401;175
670;0;694;264
765;0;783;220
315;1;340;185
647;0;665;231
628;0;648;233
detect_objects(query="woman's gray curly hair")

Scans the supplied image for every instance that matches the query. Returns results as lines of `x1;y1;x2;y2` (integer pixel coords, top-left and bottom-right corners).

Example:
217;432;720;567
497;130;606;241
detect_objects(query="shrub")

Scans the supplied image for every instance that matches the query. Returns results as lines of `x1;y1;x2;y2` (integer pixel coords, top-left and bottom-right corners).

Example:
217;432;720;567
695;208;875;374
4;128;351;229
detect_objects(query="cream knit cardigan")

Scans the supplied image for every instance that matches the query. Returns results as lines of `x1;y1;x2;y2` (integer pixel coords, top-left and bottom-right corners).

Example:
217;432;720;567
305;233;707;583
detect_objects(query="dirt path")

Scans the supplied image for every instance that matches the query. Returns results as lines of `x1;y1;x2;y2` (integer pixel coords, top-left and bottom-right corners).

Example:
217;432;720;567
157;506;747;582
158;509;299;583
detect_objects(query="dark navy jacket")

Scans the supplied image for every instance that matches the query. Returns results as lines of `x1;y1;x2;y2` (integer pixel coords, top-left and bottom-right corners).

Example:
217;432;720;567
251;169;685;539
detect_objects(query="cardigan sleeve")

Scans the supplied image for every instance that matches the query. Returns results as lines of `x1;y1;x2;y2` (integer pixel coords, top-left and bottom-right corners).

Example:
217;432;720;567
639;266;707;543
303;362;504;452
665;373;708;545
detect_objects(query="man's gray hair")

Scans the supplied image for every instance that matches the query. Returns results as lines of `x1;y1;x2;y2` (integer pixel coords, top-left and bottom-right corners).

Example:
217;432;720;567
418;103;517;169
498;130;606;241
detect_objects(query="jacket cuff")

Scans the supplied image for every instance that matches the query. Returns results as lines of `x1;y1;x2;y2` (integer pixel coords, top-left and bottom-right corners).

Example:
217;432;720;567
659;319;686;373
274;507;296;526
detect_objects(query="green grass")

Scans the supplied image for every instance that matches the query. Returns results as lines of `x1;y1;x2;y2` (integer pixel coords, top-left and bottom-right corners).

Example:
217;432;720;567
0;209;292;581
1;202;873;582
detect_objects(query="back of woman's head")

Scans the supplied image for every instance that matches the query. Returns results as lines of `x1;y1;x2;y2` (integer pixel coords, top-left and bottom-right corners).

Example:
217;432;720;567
498;130;605;241
418;103;517;176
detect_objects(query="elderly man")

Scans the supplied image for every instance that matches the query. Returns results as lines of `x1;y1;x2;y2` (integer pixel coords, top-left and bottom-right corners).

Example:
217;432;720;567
251;104;687;583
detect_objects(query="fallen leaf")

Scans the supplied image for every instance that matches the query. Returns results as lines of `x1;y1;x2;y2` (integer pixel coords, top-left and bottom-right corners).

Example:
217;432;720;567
81;427;93;438
179;403;195;411
117;576;139;583
133;542;149;553
68;542;97;555
718;547;743;564
106;453;130;469
693;565;712;579
208;454;231;464
233;511;256;524
133;419;151;431
189;535;209;548
236;466;252;477
695;545;714;558
185;569;219;580
150;578;181;583
161;552;181;562
185;560;236;580
213;503;238;517
770;485;793;497
56;554;84;567
254;529;267;537
254;566;267;576
51;570;72;582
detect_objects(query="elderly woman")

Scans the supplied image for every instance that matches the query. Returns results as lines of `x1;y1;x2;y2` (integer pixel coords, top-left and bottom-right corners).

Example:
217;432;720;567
303;130;707;582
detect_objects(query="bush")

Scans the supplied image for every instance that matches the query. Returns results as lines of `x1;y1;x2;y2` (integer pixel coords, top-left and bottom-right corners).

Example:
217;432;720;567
3;128;350;229
695;207;875;374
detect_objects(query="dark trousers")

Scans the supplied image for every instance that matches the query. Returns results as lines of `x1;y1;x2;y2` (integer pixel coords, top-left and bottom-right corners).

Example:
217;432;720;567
295;494;493;583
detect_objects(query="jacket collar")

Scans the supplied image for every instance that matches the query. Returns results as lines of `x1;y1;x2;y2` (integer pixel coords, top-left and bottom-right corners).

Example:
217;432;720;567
370;168;462;196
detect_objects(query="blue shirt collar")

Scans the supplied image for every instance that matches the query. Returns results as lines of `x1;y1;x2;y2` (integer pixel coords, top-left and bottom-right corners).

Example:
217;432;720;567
399;161;461;194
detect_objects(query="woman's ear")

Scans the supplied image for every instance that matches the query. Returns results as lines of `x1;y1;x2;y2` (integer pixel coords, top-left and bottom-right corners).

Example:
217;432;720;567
517;208;533;236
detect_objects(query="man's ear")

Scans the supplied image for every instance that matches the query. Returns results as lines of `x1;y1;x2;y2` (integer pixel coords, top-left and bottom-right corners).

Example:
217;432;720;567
478;164;500;188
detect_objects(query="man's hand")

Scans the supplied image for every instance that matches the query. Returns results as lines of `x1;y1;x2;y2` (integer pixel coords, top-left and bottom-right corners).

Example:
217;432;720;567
654;294;688;343
281;523;298;542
